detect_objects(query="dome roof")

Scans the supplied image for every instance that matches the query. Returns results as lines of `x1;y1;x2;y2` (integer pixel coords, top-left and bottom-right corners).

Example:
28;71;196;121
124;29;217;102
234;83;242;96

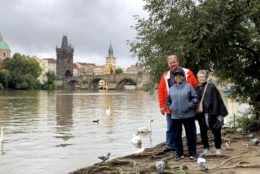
0;34;11;51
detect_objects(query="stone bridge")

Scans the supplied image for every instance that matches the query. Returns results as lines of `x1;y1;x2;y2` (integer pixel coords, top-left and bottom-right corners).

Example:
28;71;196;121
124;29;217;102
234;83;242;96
65;73;147;90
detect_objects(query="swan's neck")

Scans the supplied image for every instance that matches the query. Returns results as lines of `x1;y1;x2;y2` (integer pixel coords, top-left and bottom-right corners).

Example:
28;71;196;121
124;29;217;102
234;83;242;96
149;121;152;131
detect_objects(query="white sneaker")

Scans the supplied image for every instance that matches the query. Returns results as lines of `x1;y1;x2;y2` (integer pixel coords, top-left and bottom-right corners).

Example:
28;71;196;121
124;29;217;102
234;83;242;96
200;148;210;156
215;149;222;155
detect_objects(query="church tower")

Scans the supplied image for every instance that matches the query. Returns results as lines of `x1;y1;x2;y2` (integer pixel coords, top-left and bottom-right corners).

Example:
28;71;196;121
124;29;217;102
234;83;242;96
0;33;11;60
56;35;74;80
105;42;116;74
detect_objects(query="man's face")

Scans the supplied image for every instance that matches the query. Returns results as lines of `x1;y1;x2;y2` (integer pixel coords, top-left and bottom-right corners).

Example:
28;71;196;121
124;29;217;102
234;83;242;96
168;58;179;71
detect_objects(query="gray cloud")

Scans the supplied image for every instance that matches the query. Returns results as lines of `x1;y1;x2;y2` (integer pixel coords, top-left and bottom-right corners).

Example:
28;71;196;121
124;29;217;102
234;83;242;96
0;0;146;66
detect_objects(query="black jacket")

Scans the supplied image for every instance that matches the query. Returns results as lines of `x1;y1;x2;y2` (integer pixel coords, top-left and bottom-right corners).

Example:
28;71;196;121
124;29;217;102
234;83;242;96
197;82;228;117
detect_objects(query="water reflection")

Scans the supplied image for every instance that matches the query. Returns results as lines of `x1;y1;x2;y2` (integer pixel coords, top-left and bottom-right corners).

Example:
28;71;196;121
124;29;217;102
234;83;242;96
55;91;74;142
0;142;4;155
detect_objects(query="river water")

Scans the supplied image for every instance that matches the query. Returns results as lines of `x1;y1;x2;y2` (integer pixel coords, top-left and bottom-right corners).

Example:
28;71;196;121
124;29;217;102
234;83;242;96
0;90;245;174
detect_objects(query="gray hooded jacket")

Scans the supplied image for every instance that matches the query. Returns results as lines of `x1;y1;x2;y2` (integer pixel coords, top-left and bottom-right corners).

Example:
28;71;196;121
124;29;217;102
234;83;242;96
167;81;198;119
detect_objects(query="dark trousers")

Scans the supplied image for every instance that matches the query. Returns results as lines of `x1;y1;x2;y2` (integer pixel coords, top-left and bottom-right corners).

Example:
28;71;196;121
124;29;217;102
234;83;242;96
197;115;222;149
166;114;175;149
172;117;197;157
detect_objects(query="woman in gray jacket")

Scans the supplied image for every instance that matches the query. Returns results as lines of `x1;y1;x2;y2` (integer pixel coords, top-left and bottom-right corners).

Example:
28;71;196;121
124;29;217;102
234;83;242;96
166;69;199;161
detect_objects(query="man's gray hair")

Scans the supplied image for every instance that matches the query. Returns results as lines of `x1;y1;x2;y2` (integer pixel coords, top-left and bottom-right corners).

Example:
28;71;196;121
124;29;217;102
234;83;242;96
167;55;179;63
197;70;209;78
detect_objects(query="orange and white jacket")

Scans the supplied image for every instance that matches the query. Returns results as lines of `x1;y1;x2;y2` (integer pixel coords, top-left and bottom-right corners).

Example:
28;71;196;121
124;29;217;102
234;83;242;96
157;67;198;114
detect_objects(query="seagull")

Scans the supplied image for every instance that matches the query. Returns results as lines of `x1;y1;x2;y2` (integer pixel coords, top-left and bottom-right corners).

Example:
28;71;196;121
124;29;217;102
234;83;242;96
236;128;244;134
106;107;111;116
197;157;208;171
250;138;259;146
155;160;165;173
98;152;111;162
137;119;153;133
0;127;5;143
131;133;142;147
92;119;99;123
247;133;254;139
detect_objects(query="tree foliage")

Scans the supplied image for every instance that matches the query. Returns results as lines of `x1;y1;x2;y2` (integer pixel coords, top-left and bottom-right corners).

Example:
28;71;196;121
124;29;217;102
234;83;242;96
42;71;56;90
0;69;11;89
130;0;259;102
2;53;42;89
115;68;123;74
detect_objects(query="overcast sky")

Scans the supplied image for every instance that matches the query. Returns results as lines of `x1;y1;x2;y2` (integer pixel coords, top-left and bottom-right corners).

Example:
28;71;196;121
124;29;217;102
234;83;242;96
0;0;147;67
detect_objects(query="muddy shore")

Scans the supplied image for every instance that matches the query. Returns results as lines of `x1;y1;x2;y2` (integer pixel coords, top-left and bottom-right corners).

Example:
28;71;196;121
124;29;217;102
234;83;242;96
69;131;260;174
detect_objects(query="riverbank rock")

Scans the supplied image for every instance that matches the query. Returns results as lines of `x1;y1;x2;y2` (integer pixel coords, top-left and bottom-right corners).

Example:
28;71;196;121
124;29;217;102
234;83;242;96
70;131;260;174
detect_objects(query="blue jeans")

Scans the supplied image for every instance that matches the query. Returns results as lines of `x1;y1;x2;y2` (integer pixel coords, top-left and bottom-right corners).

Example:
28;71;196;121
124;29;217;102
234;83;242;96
166;114;175;149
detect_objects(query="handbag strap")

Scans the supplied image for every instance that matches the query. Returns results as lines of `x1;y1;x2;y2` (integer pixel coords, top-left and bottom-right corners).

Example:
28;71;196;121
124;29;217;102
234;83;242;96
200;83;208;103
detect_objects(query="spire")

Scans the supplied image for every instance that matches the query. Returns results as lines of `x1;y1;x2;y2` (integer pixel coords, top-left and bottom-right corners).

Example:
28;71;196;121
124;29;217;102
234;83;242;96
108;42;113;57
61;35;69;48
0;33;3;41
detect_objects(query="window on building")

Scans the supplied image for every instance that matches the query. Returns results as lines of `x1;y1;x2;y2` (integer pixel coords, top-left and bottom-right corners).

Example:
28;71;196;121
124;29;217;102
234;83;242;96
3;52;6;57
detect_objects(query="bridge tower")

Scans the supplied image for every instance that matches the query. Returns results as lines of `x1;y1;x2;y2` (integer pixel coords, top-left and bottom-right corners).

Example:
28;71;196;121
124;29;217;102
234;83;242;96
56;35;74;80
104;42;116;74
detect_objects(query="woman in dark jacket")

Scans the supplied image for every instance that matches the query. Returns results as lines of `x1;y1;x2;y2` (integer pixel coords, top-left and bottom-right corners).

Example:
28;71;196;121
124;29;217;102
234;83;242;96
196;70;228;156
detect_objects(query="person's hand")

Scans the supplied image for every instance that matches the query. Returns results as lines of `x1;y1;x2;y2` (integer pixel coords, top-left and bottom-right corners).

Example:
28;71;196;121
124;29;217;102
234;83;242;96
217;116;224;122
160;108;166;115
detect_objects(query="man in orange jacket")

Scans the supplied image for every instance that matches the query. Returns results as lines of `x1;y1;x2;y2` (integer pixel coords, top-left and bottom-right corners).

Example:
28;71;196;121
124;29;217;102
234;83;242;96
158;55;198;152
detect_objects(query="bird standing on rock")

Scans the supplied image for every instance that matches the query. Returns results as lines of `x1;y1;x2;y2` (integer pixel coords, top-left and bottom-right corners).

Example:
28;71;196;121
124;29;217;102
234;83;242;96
197;157;208;171
155;160;165;173
236;128;244;134
247;133;254;139
250;138;259;146
98;152;111;162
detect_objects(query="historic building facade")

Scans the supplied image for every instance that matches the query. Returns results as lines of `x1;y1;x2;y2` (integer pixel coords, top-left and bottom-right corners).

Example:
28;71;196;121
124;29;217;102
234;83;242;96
0;34;11;61
56;35;74;80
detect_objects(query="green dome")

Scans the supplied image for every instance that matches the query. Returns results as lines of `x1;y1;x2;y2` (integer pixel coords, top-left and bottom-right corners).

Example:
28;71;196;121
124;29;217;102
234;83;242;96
0;35;10;51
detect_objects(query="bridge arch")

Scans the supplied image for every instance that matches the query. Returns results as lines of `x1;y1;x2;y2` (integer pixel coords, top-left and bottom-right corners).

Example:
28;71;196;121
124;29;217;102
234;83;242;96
88;78;109;90
116;78;137;89
67;80;79;89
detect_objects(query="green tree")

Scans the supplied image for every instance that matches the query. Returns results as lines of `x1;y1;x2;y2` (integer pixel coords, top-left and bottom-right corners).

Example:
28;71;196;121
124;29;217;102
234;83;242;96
115;68;123;74
0;69;11;88
130;0;259;107
42;71;56;90
2;53;42;89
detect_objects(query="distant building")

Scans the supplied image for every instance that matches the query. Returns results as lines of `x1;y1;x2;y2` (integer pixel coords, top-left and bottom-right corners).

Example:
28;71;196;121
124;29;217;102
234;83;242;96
75;62;96;76
32;56;48;84
56;35;74;80
0;34;11;61
93;65;104;75
126;64;142;74
43;58;56;74
104;42;116;75
73;63;79;77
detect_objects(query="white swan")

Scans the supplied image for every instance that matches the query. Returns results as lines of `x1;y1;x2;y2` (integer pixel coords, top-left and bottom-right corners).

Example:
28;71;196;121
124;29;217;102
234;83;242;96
137;119;153;133
131;133;142;146
106;107;111;116
0;127;5;143
133;147;145;154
